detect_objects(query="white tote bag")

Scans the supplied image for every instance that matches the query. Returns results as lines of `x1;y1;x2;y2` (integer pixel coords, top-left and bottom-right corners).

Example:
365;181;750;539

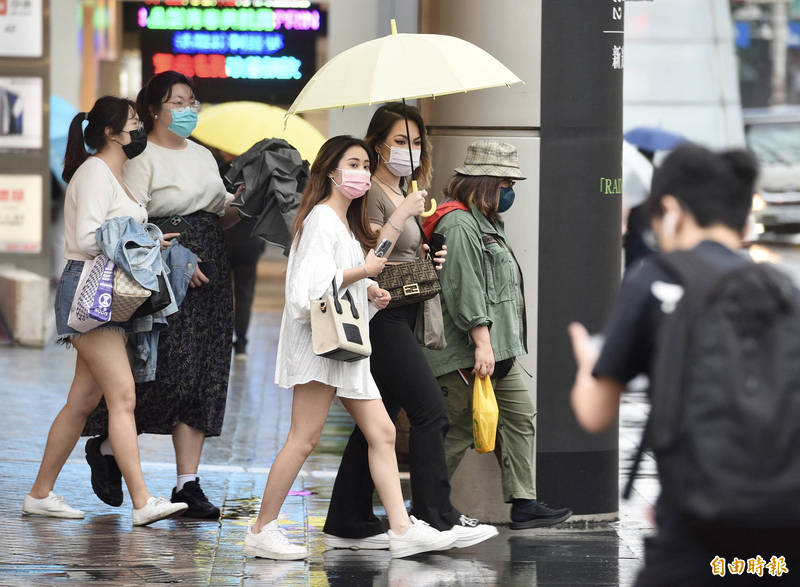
311;279;371;362
67;254;115;333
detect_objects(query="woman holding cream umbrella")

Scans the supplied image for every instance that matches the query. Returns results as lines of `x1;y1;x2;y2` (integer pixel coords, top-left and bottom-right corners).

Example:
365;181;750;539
286;19;525;536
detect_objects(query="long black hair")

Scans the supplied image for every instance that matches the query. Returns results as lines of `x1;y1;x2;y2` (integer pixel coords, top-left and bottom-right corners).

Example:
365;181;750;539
136;71;196;133
62;96;136;183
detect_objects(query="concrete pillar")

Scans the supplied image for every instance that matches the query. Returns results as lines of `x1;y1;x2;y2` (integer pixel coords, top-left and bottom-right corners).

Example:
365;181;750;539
420;0;622;521
536;0;623;520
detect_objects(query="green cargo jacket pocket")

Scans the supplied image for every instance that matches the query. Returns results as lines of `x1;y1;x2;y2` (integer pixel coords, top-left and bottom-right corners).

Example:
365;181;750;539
482;235;517;303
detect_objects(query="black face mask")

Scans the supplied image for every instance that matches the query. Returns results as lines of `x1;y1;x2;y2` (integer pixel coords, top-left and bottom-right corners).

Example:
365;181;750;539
121;128;147;159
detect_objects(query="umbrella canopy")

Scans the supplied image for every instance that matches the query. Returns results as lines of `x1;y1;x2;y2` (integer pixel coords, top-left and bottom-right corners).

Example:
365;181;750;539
623;126;687;152
50;95;79;184
622;141;654;210
287;20;521;212
287;21;522;115
193;101;325;162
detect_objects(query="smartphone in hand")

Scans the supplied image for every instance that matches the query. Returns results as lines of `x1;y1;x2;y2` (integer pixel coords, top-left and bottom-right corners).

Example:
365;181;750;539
375;238;392;258
197;260;217;280
429;232;446;257
158;215;192;234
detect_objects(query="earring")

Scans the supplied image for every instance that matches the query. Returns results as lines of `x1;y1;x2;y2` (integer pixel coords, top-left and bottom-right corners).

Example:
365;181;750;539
154;114;158;119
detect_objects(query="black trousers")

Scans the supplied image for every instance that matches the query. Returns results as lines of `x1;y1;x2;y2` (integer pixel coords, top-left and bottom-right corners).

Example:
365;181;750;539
225;226;264;351
323;304;462;537
634;505;800;586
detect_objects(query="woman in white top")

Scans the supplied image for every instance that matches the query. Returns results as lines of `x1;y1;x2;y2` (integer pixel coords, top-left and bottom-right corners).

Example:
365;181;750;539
23;96;188;526
83;72;239;519
244;136;456;560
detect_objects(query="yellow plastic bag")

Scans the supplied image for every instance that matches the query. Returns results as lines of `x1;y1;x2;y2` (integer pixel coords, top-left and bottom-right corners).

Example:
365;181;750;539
472;375;499;454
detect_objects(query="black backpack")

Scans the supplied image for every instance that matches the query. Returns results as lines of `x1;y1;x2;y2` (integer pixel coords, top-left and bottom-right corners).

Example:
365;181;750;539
624;249;800;528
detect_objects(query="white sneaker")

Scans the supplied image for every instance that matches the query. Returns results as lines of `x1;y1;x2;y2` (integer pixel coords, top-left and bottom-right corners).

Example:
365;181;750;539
449;515;499;548
324;532;390;550
132;497;188;526
388;516;458;559
23;492;84;519
244;520;308;560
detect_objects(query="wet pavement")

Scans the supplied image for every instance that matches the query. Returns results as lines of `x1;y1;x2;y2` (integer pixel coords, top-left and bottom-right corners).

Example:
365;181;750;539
0;263;657;586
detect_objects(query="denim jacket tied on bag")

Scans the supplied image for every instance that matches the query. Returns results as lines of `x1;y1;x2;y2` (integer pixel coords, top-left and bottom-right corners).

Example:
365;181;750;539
95;217;197;382
128;240;197;382
95;216;164;290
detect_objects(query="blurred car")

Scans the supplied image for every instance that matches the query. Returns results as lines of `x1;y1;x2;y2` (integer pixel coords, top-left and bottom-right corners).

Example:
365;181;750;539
744;107;800;242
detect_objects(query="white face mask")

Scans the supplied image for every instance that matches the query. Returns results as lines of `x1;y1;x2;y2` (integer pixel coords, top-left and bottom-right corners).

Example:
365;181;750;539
382;143;421;177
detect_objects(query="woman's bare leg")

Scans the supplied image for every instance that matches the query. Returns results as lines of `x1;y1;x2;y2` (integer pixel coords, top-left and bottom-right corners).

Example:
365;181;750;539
253;381;335;532
71;330;151;508
340;397;410;534
29;351;104;498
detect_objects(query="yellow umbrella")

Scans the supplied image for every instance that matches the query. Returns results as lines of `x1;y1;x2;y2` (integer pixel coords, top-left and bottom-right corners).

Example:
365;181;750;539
193;101;326;163
287;20;522;213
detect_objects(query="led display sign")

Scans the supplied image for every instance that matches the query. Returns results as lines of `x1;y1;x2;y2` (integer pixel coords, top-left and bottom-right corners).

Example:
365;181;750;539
123;2;325;104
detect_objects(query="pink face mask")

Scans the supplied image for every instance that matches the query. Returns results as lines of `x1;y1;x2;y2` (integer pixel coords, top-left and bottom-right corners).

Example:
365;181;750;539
332;169;371;199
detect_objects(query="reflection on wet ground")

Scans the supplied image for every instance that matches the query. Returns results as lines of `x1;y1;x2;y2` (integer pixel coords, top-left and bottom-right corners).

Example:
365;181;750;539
0;310;656;585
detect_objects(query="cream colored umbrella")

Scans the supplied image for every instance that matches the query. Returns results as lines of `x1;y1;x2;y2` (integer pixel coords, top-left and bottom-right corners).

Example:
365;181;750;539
288;21;521;113
287;20;522;210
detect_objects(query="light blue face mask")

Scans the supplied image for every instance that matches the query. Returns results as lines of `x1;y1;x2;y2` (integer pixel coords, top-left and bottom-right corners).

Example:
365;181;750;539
167;108;198;138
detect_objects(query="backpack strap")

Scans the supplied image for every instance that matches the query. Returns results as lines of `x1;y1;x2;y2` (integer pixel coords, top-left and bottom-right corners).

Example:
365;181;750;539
652;249;725;303
623;249;725;500
622;414;650;499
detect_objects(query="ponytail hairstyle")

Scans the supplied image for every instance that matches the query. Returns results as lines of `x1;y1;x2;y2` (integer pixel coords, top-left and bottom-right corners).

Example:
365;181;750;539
62;96;136;183
136;70;196;133
293;135;377;249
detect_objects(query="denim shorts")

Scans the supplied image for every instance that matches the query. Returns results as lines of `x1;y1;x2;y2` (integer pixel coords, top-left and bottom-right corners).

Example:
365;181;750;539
55;260;134;344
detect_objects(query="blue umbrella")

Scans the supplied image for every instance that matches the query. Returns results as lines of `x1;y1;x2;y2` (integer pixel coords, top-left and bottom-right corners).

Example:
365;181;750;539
624;126;687;152
50;95;79;185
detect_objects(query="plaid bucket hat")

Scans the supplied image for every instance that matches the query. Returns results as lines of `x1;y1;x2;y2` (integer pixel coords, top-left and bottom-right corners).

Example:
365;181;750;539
454;140;526;180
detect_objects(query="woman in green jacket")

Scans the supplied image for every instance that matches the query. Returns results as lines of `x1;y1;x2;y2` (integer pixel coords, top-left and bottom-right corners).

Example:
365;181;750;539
422;140;572;529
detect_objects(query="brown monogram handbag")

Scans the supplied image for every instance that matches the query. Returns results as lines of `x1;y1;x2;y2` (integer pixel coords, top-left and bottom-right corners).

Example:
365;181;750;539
377;218;442;308
378;256;441;309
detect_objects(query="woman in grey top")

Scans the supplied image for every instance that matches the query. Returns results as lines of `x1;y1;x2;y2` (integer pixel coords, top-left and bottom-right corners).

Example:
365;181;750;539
322;103;498;550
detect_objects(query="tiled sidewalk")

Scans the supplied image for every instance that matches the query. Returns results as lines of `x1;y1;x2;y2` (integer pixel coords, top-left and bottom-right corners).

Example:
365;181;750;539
0;311;653;585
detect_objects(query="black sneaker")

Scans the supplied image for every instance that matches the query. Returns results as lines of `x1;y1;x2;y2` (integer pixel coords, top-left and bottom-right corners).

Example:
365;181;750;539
509;500;572;530
84;435;123;507
171;478;220;519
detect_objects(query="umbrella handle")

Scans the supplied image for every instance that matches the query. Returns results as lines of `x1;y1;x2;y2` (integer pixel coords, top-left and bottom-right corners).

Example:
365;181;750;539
410;179;437;217
421;197;437;218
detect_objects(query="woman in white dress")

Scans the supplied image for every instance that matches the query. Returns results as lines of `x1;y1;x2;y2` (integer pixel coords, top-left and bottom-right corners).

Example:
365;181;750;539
244;136;456;560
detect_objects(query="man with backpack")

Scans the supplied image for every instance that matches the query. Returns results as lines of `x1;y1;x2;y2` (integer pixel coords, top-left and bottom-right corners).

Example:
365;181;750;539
569;144;800;586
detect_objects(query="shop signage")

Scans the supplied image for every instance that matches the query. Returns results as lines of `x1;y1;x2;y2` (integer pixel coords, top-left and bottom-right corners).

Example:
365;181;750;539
124;1;325;103
0;174;42;253
0;0;43;58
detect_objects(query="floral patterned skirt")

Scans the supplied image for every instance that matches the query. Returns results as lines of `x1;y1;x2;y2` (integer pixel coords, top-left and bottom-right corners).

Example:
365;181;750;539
83;211;234;437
